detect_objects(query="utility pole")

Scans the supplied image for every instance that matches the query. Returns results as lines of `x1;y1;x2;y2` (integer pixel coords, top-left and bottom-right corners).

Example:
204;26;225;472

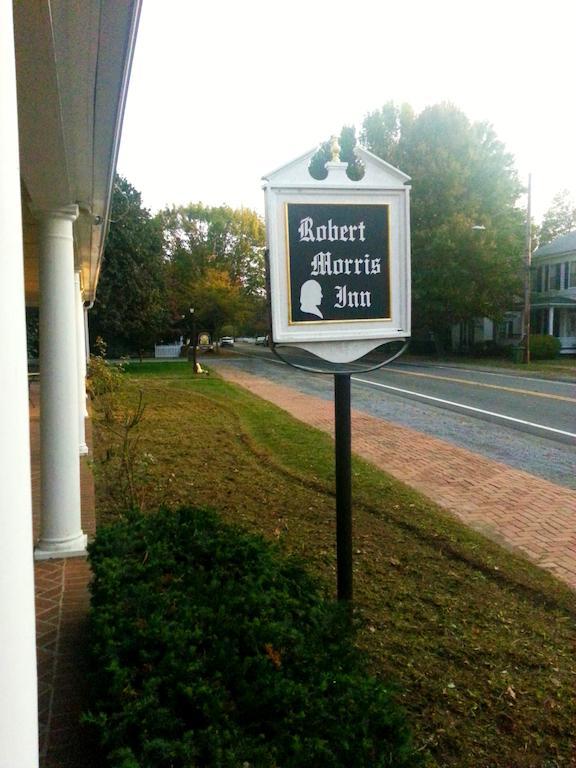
523;174;532;364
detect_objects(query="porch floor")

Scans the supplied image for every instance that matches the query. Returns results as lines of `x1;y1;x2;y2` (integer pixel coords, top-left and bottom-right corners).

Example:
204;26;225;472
30;384;98;767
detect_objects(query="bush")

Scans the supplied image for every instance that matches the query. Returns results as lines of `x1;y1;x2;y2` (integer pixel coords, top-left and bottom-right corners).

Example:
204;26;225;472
85;507;420;768
529;334;561;360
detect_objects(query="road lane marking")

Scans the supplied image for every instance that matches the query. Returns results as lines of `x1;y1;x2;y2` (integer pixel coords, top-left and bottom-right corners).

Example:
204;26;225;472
239;351;575;437
405;364;576;387
385;368;576;403
352;377;576;440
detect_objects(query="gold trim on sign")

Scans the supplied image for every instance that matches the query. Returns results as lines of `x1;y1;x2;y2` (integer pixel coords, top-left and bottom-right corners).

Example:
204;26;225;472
284;201;392;325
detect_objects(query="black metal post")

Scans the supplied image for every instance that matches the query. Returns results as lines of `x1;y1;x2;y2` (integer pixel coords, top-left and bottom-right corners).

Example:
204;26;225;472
191;316;197;373
334;373;353;602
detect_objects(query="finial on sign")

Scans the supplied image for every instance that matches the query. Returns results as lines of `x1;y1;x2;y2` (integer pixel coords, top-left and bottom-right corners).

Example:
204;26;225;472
330;135;341;162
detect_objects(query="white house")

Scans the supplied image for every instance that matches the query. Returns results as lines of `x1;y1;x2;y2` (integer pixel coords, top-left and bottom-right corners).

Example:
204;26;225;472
451;232;576;356
531;231;576;354
0;2;141;764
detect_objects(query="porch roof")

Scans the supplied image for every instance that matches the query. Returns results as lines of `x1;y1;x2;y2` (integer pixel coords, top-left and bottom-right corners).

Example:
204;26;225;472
533;231;576;260
530;293;576;308
14;0;142;306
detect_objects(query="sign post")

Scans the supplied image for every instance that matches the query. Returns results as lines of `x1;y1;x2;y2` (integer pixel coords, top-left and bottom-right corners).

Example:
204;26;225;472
334;372;352;602
263;140;411;603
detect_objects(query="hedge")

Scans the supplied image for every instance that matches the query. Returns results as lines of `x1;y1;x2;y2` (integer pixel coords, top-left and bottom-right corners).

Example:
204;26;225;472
529;333;561;360
84;507;421;768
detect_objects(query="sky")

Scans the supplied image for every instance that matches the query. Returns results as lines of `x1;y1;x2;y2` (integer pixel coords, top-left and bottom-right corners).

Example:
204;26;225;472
117;0;576;224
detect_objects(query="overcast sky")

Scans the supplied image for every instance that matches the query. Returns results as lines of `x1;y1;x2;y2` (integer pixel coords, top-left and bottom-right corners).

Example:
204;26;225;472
117;0;576;223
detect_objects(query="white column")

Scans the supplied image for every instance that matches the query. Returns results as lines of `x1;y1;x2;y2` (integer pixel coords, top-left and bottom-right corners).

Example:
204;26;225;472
75;271;89;453
35;206;87;559
0;2;40;765
548;306;555;336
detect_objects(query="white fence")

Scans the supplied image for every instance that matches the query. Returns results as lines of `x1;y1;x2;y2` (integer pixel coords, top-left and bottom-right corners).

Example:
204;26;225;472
154;344;182;359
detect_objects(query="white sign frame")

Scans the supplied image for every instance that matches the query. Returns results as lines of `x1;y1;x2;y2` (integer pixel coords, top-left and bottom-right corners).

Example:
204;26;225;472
262;146;411;363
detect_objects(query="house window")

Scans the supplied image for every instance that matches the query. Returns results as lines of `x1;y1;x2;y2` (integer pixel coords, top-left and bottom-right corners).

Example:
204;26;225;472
535;266;544;292
567;312;576;336
549;263;561;291
569;261;576;289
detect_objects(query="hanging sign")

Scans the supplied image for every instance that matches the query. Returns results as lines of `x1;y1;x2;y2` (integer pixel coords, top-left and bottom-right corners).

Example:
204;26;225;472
263;144;411;363
286;202;390;324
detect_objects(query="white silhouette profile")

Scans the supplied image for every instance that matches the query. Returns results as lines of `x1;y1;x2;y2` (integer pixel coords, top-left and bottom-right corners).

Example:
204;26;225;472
300;279;323;319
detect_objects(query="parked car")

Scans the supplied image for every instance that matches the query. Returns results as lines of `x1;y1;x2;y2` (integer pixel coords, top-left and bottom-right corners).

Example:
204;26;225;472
219;336;234;348
255;335;269;346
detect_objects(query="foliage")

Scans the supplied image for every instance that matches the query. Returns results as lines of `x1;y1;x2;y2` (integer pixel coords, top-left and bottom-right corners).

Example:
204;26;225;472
309;125;365;180
26;307;39;359
360;102;415;166
87;338;125;399
90;176;169;357
85;507;420;768
87;339;150;513
538;189;576;246
159;203;266;338
187;267;251;342
359;102;525;339
529;333;561;360
91;366;576;766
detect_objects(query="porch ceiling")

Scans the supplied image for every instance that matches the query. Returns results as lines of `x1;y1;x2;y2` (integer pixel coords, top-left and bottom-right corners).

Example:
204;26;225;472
14;0;142;305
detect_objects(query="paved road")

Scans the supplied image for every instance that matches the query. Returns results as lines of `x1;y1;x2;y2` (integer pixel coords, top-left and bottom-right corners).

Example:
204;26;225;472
212;344;576;488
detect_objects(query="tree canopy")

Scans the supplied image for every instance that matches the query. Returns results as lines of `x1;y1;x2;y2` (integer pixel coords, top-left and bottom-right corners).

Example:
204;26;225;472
90;176;168;356
358;102;526;340
91;184;267;355
309;103;525;342
159;203;266;339
538;190;576;246
95;102;529;355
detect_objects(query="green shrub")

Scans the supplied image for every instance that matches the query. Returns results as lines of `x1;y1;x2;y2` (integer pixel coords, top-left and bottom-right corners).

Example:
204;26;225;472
85;507;420;768
529;333;561;360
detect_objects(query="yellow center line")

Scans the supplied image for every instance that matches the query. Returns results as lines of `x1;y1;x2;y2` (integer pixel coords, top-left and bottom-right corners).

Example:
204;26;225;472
389;369;576;404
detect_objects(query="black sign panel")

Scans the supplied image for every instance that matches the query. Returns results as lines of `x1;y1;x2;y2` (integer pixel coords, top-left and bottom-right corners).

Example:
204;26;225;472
287;203;390;324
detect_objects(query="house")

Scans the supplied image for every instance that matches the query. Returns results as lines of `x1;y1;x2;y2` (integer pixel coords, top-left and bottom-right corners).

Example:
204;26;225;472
0;2;141;764
530;231;576;354
451;232;576;356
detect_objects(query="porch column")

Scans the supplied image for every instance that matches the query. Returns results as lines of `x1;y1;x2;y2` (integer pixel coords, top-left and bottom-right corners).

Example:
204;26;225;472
75;271;89;454
548;307;555;336
0;1;39;764
35;206;87;559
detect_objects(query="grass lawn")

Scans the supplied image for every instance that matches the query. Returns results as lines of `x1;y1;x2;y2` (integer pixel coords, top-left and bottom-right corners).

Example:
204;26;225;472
92;360;576;768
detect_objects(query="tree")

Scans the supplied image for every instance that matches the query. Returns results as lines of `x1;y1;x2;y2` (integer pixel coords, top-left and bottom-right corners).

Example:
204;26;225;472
189;268;250;340
360;102;525;342
360;102;414;166
159;203;266;335
90;176;169;356
538;190;576;246
309;126;365;181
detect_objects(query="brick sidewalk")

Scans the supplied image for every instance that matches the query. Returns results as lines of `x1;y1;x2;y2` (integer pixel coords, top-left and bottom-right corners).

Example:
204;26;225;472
218;366;576;590
30;385;97;767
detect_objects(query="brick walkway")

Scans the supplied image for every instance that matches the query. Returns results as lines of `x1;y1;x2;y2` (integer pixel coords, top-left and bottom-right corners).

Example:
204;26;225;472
218;366;576;590
30;385;97;768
